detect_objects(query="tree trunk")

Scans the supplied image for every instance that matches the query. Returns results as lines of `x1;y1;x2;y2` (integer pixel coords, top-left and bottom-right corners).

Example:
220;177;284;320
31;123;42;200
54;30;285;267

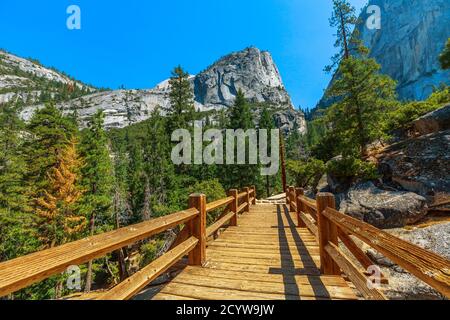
114;190;129;281
266;175;270;198
141;176;152;221
339;8;349;59
84;212;95;293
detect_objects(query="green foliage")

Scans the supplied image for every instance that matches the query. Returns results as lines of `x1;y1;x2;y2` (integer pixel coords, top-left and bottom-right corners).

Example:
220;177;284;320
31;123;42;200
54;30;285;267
165;65;195;133
79;111;114;233
325;56;398;158
439;38;450;70
325;0;367;73
139;240;165;268
384;86;450;131
326;156;379;181
220;90;262;191
187;179;227;224
286;159;325;191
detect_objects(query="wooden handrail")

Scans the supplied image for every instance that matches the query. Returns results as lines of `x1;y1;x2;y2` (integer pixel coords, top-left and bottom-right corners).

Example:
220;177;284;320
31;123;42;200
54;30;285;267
98;237;199;300
0;208;198;297
323;207;450;298
205;197;234;213
295;189;450;299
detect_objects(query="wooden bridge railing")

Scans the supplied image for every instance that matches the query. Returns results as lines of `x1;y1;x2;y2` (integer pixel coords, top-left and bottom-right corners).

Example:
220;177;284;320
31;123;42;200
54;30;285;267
286;186;450;300
0;186;257;300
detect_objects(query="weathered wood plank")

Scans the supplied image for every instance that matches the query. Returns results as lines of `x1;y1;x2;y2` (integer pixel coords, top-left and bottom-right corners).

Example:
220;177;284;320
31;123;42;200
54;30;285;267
205;197;234;213
206;211;236;238
98;237;198;300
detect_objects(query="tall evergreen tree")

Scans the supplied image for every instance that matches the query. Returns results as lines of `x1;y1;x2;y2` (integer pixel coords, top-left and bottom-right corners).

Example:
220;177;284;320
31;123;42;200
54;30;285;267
222;90;260;189
165;65;195;134
0;101;30;213
325;0;366;73
35;139;85;248
79;110;114;292
325;56;397;158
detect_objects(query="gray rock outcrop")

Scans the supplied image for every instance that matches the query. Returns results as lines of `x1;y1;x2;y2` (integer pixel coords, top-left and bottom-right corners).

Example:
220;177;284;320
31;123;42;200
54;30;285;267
316;0;450;110
377;129;450;197
339;182;428;229
412;104;450;136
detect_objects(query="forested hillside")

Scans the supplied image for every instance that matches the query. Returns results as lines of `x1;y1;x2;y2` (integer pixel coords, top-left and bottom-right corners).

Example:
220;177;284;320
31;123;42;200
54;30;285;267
0;0;449;300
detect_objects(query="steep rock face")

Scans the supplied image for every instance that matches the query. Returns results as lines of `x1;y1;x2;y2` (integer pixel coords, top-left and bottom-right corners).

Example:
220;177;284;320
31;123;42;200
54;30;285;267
339;182;428;229
316;0;450;110
358;0;450;101
194;47;293;109
15;47;305;132
0;50;94;105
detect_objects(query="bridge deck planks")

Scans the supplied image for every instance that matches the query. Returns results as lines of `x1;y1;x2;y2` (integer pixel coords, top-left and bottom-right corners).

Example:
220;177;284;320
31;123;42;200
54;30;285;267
152;204;358;300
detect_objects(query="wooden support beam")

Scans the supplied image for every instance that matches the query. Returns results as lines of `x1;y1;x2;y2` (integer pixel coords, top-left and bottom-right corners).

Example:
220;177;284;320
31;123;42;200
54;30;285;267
227;189;238;227
188;194;206;266
316;193;340;275
288;186;295;212
295;188;307;228
243;187;250;212
325;243;387;300
98;237;198;300
251;185;256;205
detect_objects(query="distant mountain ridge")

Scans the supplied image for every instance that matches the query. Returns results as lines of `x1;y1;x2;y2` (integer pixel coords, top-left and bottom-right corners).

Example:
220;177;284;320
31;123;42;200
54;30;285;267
0;47;305;134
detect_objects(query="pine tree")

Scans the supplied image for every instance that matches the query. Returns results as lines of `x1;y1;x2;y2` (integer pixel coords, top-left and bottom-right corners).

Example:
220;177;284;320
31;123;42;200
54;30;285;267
0;101;30;213
79;110;114;292
165;65;195;134
325;0;366;73
222;90;260;189
142;109;176;217
25;103;78;195
440;38;450;70
325;56;397;158
35;140;85;248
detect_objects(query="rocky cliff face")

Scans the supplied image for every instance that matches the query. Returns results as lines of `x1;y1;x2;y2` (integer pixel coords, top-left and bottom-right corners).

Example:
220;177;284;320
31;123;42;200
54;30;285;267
316;0;450;110
10;47;305;133
0;50;94;105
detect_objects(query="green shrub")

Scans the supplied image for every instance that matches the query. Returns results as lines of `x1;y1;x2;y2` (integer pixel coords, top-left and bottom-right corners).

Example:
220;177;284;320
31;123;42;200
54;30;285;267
286;158;326;190
187;179;227;224
326;157;379;181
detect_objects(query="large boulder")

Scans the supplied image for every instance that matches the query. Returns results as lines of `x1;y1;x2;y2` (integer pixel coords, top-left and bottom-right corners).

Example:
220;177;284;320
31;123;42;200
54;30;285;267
377;130;450;198
339;182;428;229
412;104;450;136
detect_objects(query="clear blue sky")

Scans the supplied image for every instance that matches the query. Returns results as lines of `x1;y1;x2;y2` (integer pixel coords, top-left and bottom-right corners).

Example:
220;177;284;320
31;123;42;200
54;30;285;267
0;0;368;110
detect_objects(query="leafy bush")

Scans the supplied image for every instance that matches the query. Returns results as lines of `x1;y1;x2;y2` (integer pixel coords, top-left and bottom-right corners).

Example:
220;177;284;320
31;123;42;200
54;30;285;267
187;179;227;224
384;86;450;131
326;157;379;181
286;158;326;190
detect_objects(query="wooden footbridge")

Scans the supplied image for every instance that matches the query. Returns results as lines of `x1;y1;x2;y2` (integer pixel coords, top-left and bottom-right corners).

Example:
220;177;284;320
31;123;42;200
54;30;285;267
0;186;449;300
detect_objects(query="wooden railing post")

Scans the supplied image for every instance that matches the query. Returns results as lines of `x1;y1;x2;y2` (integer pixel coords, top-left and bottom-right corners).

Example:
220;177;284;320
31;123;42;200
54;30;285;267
188;194;206;266
228;189;238;226
289;186;295;212
244;187;250;212
295;187;307;228
251;185;256;205
316;193;340;275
